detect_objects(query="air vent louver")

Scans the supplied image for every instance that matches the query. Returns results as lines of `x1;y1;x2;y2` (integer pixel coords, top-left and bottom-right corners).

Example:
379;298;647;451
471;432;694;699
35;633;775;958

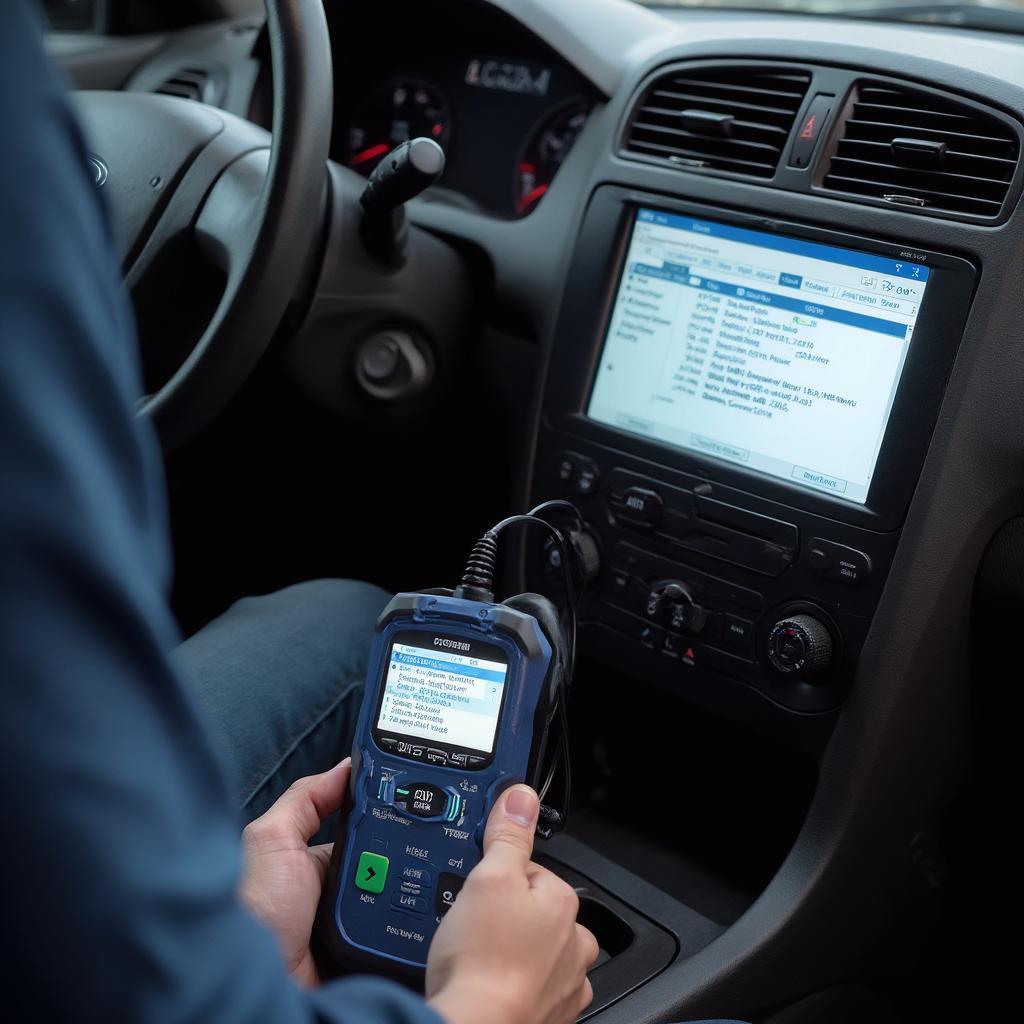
625;65;812;178
823;82;1020;218
155;67;214;104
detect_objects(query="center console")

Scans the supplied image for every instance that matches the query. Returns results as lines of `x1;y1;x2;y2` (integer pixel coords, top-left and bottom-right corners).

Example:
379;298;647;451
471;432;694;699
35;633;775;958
528;185;976;750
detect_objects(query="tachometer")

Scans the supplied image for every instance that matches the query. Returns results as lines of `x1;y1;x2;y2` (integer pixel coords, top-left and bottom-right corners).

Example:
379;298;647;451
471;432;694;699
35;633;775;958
347;78;451;176
515;101;588;216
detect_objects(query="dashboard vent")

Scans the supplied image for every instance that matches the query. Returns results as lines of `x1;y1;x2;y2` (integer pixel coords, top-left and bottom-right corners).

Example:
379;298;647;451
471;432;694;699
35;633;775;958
155;66;216;104
624;65;812;178
823;82;1020;218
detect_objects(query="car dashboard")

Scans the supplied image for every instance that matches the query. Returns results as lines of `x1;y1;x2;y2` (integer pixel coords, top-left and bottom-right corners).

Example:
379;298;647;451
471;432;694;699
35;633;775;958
111;0;1024;1019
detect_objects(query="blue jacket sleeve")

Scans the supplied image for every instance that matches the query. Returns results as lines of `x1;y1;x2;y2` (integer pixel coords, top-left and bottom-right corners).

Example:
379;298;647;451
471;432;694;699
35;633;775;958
0;5;442;1024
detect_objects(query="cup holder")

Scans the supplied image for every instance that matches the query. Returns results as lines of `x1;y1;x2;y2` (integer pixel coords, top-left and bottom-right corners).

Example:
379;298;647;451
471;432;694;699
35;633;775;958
576;893;634;969
541;858;677;1020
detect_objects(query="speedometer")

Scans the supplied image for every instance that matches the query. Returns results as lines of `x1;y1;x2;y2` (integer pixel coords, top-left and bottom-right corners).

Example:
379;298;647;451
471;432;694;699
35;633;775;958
347;78;451;176
515;100;589;216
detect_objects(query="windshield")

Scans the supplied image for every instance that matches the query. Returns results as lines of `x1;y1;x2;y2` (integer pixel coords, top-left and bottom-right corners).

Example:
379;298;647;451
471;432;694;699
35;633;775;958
634;0;1024;33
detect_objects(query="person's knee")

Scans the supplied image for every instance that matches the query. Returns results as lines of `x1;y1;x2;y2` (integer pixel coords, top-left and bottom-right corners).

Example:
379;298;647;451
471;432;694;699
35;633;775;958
176;579;391;807
180;578;391;684
258;578;390;622
231;578;388;631
229;578;390;665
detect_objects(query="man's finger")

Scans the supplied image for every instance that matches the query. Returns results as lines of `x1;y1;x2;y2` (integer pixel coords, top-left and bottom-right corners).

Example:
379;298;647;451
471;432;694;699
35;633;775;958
578;977;594;1014
256;757;351;844
480;785;538;873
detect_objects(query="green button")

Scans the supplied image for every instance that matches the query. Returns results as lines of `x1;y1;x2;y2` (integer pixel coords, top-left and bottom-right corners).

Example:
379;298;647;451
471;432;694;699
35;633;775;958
355;851;389;894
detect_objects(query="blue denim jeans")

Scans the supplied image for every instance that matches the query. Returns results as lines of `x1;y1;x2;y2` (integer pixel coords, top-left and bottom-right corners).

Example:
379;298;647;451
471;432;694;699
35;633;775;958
174;579;391;824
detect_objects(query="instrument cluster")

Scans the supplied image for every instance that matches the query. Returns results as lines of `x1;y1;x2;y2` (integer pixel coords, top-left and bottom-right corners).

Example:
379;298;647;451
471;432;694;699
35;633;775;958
337;56;594;219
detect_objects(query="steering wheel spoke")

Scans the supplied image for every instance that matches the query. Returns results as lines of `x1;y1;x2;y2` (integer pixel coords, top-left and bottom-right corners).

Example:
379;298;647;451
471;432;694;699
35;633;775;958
195;150;270;278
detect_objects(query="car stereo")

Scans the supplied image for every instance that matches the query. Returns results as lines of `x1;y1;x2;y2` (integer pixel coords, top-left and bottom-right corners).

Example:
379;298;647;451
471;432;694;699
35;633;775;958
528;186;977;747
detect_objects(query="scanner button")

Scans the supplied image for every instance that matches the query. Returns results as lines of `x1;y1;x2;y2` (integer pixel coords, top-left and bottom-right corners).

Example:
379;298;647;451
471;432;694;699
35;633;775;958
355;851;388;894
391;892;428;914
394;782;448;818
436;873;466;916
401;864;433;886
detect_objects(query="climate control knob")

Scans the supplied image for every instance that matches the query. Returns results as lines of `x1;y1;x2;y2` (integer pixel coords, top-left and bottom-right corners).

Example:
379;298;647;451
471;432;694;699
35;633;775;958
767;614;833;678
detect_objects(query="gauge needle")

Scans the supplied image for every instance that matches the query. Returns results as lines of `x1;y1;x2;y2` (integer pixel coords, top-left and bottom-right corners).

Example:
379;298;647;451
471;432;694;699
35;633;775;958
351;142;389;167
517;182;549;213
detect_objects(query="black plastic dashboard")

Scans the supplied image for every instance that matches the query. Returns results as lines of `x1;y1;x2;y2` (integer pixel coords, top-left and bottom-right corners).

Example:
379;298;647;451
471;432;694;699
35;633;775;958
113;0;1024;1019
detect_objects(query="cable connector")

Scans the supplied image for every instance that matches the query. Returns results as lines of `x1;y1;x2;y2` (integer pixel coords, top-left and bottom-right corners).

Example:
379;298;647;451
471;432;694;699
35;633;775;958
452;530;498;603
536;803;564;840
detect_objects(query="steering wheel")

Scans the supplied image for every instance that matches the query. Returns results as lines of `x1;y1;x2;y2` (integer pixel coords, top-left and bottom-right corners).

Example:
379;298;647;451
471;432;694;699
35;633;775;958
75;0;332;450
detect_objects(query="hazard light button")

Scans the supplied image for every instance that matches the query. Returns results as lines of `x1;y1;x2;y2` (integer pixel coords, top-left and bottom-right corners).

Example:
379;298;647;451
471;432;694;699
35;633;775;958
788;94;834;169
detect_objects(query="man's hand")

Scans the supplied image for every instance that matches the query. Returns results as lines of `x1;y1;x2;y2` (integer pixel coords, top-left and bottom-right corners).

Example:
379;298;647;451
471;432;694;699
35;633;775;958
425;785;599;1024
240;758;350;986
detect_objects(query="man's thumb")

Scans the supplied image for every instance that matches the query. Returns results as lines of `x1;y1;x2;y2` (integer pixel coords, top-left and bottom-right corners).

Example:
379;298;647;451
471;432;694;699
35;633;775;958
250;757;351;844
481;785;539;870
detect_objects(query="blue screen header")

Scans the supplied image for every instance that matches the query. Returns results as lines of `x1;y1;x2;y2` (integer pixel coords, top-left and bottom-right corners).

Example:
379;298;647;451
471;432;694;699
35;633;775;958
636;208;930;282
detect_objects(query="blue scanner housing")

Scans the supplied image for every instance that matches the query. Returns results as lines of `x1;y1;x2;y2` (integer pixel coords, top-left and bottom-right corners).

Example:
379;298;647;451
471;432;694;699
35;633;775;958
327;591;556;971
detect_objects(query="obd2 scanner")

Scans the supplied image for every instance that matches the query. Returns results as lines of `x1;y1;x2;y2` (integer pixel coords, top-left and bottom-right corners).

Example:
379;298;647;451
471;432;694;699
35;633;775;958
320;502;587;974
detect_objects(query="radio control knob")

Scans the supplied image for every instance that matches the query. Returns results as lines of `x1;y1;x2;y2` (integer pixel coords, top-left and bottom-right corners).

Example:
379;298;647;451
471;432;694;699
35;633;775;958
570;528;601;587
767;614;833;677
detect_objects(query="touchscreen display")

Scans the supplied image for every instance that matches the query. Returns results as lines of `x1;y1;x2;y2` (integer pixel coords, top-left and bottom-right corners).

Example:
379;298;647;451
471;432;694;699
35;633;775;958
587;208;932;504
376;637;508;754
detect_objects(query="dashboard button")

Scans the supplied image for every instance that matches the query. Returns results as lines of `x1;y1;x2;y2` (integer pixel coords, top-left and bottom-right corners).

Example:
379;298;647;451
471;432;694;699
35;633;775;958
615;486;663;527
789;93;834;169
574;458;600;496
808;544;832;571
723;614;755;650
557;453;575;483
806;538;872;585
